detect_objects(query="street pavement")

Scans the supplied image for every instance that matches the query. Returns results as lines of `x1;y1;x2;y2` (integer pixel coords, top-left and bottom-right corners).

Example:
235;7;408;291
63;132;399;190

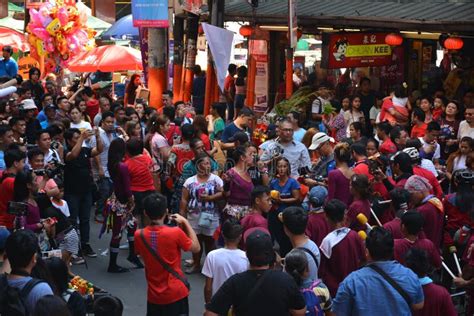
71;220;206;316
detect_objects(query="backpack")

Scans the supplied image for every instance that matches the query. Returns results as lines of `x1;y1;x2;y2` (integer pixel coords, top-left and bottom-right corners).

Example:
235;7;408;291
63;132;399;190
0;274;45;316
301;280;324;316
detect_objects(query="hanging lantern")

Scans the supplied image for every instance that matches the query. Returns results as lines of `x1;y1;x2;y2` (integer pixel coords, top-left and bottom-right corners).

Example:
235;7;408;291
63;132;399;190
198;24;204;35
239;25;253;37
444;36;464;51
385;33;403;46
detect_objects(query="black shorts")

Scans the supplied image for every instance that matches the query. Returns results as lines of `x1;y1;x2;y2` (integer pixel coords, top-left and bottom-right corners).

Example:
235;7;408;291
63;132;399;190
147;297;189;316
132;190;155;216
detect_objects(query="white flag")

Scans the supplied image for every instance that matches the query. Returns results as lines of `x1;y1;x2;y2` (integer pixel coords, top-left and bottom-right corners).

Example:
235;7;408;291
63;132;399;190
201;23;234;92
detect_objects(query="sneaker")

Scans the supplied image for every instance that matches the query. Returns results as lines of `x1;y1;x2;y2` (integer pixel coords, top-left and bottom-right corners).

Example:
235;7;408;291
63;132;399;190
82;244;97;258
71;255;85;265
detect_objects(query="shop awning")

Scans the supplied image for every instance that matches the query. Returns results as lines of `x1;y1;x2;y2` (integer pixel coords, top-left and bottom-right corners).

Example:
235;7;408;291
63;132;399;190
224;0;474;33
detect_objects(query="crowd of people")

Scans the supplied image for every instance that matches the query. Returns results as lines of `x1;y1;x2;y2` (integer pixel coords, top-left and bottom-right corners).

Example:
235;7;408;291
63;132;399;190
0;49;474;315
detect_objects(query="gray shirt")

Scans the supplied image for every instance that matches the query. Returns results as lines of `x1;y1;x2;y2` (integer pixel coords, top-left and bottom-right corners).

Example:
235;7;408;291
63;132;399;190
89;127;117;178
260;139;312;177
301;239;321;281
8;276;53;315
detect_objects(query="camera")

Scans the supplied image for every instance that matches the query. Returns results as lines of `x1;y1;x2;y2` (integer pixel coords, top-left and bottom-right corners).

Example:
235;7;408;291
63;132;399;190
270;143;284;158
7;201;29;216
51;140;60;151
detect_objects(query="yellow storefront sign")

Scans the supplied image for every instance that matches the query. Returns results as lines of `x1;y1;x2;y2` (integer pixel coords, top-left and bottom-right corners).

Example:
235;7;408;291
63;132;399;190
346;44;392;57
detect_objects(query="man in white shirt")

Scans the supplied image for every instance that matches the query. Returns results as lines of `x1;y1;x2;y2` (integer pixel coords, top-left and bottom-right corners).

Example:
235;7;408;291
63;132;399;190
418;121;441;167
202;219;248;303
458;105;474;139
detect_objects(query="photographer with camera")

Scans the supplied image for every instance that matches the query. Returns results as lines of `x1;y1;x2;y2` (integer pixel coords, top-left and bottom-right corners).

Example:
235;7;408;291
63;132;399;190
35;129;63;167
64;127;103;258
260;119;312;178
0;148;26;229
304;132;336;188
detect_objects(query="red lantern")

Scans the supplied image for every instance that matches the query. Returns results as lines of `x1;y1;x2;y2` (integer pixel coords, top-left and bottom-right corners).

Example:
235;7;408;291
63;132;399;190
198;24;204;35
444;37;464;50
239;25;253;37
385;33;403;46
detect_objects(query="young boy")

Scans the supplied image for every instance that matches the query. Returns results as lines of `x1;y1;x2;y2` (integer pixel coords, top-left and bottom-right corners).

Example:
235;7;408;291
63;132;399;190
240;186;272;241
304;186;330;247
202;219;248;304
410;107;428;138
377;121;397;155
393;211;441;269
419;121;441;166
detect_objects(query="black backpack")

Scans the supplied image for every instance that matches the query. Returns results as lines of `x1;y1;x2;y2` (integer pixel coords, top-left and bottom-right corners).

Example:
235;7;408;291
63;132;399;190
0;274;44;316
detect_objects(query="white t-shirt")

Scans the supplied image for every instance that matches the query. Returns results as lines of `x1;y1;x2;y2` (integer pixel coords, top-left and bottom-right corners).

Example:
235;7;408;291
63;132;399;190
50;198;70;217
418;137;440;161
201;248;248;295
458;120;474;139
70;121;92;132
453;155;467;172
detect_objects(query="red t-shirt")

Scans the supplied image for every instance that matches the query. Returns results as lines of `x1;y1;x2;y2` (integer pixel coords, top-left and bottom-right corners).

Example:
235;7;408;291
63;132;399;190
413;283;457;316
0;177;16;229
305;211;330;247
200;133;211;151
379;138;397;155
352;160;373;181
170;144;195;176
86;99;99;125
319;230;366;297
224;75;235;93
124;154;155;192
134;226;192;305
394;238;441;269
411;123;427;138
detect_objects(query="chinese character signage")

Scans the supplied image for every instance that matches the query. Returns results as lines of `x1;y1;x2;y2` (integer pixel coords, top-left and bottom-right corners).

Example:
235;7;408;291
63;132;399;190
132;0;168;28
323;32;393;69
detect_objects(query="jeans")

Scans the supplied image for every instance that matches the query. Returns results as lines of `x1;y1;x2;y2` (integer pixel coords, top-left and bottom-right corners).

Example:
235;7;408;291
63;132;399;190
65;192;93;244
96;177;113;216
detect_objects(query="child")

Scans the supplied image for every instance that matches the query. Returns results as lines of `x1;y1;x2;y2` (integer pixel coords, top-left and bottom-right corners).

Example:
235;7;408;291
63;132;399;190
49;178;70;217
285;248;333;314
202;219;248;304
432;96;447;121
410;107;428;138
304;186;330;247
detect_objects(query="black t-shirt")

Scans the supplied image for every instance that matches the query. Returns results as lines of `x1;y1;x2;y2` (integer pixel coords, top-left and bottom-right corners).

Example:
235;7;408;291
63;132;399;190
206;269;305;316
64;147;93;194
63;290;87;316
248;166;263;186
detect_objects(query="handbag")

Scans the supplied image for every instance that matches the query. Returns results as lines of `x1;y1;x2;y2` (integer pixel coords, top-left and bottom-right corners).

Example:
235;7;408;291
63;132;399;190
139;230;190;289
198;211;214;229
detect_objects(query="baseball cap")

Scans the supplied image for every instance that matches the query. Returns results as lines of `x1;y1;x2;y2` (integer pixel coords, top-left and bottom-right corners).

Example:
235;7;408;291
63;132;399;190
0;227;10;250
245;229;274;266
308;132;334;150
228;131;249;144
308;186;328;208
19;99;37;111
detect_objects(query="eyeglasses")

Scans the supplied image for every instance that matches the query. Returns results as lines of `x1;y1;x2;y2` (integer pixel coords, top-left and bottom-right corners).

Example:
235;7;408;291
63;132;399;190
281;128;293;133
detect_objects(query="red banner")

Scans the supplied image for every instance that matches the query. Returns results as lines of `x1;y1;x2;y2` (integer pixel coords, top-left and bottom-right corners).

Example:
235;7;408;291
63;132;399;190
324;32;394;69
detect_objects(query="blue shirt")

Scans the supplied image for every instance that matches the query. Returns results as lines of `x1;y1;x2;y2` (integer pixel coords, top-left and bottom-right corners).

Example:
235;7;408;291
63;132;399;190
222;122;246;143
0;150;4;170
270;177;301;212
332;261;424;316
37;110;47;122
0;58;18;78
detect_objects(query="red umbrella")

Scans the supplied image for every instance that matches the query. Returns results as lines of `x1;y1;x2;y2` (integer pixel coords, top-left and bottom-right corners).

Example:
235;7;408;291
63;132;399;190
68;45;143;72
0;27;30;52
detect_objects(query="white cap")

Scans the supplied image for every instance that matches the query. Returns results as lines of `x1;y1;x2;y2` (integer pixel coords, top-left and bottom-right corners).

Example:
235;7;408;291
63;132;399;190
20;99;37;111
308;132;334;150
